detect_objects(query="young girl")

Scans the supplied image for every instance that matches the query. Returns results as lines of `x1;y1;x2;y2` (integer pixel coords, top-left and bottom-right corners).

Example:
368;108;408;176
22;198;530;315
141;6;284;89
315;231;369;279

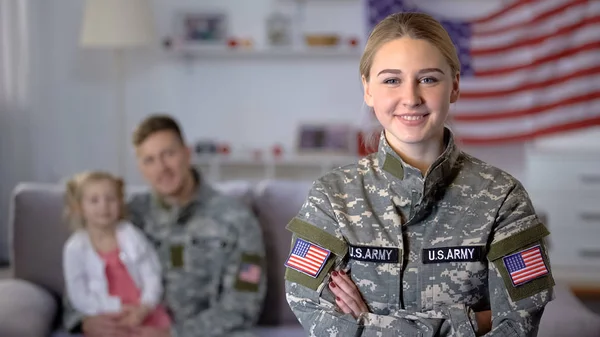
62;171;170;333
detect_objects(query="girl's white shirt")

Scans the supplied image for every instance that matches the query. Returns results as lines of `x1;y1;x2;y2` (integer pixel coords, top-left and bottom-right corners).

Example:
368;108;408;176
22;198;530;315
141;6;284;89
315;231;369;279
62;221;163;316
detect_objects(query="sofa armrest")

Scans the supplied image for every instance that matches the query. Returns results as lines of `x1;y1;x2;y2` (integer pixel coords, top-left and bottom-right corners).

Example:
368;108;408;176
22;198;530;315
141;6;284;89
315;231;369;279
0;279;57;337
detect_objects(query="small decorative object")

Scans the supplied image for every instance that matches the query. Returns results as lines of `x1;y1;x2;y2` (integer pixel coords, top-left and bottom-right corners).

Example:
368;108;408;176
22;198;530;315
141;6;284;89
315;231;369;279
217;144;231;155
304;34;339;47
266;10;292;46
175;11;228;46
272;144;283;158
297;124;357;155
195;141;218;155
240;38;254;48
227;37;239;48
349;37;359;47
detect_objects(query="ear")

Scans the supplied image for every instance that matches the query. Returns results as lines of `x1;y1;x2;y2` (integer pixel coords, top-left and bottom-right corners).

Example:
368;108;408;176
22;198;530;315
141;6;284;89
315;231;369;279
362;75;374;107
450;72;460;103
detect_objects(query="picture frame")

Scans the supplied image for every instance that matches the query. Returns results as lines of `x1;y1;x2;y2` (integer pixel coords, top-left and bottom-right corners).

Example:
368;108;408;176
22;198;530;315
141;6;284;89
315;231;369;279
296;123;357;155
175;10;228;45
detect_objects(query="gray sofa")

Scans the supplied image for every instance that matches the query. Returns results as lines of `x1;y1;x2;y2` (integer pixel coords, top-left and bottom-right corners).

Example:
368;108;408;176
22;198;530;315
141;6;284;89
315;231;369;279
1;180;599;337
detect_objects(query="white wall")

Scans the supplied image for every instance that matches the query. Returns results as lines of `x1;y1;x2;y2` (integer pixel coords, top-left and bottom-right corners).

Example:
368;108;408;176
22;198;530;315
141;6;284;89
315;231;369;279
31;0;530;185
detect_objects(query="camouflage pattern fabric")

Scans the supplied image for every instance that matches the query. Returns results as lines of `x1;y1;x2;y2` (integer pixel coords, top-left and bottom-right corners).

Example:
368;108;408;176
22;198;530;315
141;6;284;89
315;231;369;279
63;170;266;337
285;129;554;337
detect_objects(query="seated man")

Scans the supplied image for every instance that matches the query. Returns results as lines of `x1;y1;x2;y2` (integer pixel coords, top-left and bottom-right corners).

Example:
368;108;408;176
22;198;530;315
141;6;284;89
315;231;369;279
62;114;267;337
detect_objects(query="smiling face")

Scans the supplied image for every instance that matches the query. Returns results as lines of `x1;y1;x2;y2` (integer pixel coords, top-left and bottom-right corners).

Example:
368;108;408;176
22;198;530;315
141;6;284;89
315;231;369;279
80;179;121;230
135;129;192;198
362;36;460;154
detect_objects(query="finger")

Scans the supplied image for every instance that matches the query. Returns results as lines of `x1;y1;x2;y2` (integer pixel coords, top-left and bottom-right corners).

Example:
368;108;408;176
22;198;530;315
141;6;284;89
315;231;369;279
335;271;368;313
328;281;364;317
330;272;368;313
335;296;355;317
332;271;359;293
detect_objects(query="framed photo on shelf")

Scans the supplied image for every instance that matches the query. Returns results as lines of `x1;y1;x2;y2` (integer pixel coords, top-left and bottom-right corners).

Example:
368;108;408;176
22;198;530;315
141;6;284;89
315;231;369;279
175;10;228;46
296;123;357;155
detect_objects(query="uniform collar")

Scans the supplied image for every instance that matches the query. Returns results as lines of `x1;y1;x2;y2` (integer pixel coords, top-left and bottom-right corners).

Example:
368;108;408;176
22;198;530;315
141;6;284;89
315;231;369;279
376;127;461;196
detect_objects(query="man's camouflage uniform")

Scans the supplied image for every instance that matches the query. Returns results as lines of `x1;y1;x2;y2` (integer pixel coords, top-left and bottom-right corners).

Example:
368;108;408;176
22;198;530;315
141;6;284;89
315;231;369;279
63;170;266;337
285;129;554;336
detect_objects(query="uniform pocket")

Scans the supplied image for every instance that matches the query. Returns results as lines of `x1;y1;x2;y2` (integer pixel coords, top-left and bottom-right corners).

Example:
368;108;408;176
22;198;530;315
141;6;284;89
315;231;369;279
184;237;229;275
426;261;488;311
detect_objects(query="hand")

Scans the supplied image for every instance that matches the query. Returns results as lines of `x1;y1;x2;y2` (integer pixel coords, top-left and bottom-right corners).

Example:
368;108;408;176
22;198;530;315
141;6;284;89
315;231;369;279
120;304;151;328
328;270;369;319
82;312;130;337
131;326;171;337
475;310;492;336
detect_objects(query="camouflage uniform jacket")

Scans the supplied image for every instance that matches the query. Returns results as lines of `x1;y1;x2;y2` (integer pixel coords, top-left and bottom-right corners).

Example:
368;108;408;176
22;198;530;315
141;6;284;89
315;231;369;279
284;129;554;337
63;170;267;337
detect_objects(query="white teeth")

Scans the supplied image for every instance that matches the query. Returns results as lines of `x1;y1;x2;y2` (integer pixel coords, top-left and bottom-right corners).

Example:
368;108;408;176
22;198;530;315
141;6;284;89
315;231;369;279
400;115;424;121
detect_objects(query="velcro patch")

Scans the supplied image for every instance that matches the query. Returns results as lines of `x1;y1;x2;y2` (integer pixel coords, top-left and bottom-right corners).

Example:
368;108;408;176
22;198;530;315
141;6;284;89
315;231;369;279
285;238;331;278
235;253;263;292
422;246;484;264
502;245;549;287
349;244;399;263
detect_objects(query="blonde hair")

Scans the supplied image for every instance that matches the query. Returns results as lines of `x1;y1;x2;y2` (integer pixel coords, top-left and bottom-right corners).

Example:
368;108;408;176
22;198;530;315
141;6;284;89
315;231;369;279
359;12;461;151
360;12;460;81
64;171;127;231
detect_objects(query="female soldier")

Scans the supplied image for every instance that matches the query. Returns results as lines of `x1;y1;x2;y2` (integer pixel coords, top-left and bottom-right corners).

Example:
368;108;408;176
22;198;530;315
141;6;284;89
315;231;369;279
284;12;554;337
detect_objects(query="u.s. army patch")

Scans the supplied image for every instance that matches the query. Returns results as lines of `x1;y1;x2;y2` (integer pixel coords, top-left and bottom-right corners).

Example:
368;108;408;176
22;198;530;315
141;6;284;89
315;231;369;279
285;238;331;278
502;245;549;287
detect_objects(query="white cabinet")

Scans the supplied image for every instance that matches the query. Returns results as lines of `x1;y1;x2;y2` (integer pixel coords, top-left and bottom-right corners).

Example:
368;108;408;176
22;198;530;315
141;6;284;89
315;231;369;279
193;155;359;182
524;128;600;287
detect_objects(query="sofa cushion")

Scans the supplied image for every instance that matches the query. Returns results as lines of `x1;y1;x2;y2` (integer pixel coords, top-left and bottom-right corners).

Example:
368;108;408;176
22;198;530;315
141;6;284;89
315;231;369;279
252;180;312;326
538;284;600;337
10;183;69;297
0;279;57;337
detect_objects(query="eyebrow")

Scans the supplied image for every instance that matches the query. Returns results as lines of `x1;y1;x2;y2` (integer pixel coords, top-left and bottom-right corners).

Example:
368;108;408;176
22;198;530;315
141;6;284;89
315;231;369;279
377;68;446;76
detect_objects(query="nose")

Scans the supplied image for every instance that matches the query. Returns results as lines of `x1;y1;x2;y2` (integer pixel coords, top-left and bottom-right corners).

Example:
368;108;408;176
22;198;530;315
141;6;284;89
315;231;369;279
401;82;422;108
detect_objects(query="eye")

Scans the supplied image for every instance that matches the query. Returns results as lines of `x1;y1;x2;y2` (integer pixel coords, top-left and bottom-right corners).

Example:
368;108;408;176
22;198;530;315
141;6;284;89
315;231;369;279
420;77;438;84
383;78;400;85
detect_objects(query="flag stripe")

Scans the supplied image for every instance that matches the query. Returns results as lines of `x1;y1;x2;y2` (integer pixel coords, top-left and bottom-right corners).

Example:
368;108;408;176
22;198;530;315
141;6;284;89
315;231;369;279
461;65;600;99
455;100;600;136
455;80;600;116
456;117;600;144
472;15;600;55
460;50;599;92
474;39;600;76
472;0;534;25
474;0;588;35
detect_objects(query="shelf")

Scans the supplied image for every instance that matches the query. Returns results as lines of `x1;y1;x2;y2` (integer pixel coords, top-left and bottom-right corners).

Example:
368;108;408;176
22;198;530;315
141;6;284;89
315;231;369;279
167;45;362;59
193;154;359;181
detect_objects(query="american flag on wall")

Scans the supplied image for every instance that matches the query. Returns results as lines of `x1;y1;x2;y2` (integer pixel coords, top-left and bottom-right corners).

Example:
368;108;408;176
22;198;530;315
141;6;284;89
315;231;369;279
366;0;600;144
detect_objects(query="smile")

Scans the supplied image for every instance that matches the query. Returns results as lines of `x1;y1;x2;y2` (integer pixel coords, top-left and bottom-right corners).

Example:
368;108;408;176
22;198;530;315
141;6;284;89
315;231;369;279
397;113;429;121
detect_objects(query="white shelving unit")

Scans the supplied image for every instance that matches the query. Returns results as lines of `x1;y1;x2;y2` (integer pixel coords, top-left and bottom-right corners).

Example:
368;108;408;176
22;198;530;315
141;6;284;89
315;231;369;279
194;154;359;182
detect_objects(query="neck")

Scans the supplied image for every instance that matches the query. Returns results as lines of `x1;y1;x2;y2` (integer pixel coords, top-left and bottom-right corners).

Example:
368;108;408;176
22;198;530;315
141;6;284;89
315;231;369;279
163;169;197;207
86;223;117;242
386;130;445;176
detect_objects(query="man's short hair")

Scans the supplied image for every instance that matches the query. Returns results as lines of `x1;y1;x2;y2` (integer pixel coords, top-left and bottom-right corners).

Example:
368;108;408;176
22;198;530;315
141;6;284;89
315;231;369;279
133;114;185;147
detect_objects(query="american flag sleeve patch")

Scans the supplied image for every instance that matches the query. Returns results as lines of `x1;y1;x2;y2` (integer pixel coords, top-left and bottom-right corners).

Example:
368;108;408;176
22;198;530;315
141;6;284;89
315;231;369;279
285;238;331;278
502;245;549;287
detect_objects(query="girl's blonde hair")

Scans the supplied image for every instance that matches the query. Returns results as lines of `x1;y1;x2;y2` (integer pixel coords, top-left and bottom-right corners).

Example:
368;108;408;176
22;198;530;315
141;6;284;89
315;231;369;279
359;12;461;150
64;171;127;231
